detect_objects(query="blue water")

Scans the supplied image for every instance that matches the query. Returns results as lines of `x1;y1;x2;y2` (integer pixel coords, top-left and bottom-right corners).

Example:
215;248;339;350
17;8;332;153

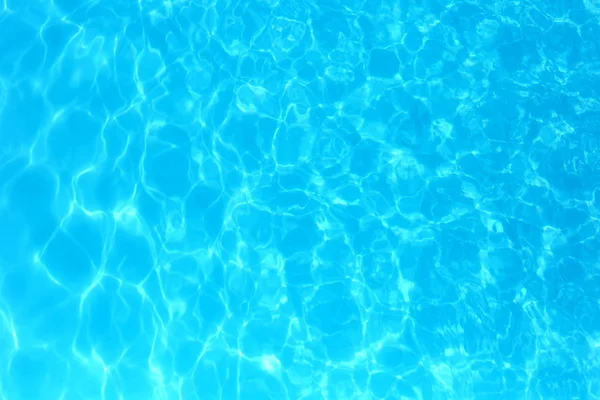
1;0;600;399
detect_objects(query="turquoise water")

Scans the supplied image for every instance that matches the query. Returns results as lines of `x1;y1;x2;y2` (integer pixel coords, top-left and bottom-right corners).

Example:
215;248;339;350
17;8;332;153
1;0;600;399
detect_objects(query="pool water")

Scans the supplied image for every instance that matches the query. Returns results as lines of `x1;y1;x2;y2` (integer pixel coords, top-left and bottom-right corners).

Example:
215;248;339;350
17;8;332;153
1;0;600;399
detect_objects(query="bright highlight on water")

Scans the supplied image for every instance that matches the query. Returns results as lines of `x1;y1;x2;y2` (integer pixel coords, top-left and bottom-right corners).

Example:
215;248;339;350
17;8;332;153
0;0;599;399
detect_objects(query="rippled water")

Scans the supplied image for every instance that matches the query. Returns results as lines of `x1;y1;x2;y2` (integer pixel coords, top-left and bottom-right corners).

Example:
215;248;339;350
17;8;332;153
1;1;600;399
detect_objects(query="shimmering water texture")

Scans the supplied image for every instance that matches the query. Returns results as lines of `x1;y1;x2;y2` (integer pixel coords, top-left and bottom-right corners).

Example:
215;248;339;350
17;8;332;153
1;0;600;399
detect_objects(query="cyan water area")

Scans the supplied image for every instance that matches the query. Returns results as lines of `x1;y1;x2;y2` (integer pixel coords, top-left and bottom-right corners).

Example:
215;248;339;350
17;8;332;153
1;0;600;399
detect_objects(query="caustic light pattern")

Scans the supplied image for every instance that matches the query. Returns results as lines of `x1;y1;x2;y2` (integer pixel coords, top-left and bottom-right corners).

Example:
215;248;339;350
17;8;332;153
1;0;600;399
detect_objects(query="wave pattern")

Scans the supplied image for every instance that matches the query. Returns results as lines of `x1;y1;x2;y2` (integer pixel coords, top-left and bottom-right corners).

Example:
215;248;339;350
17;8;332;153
1;0;600;399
